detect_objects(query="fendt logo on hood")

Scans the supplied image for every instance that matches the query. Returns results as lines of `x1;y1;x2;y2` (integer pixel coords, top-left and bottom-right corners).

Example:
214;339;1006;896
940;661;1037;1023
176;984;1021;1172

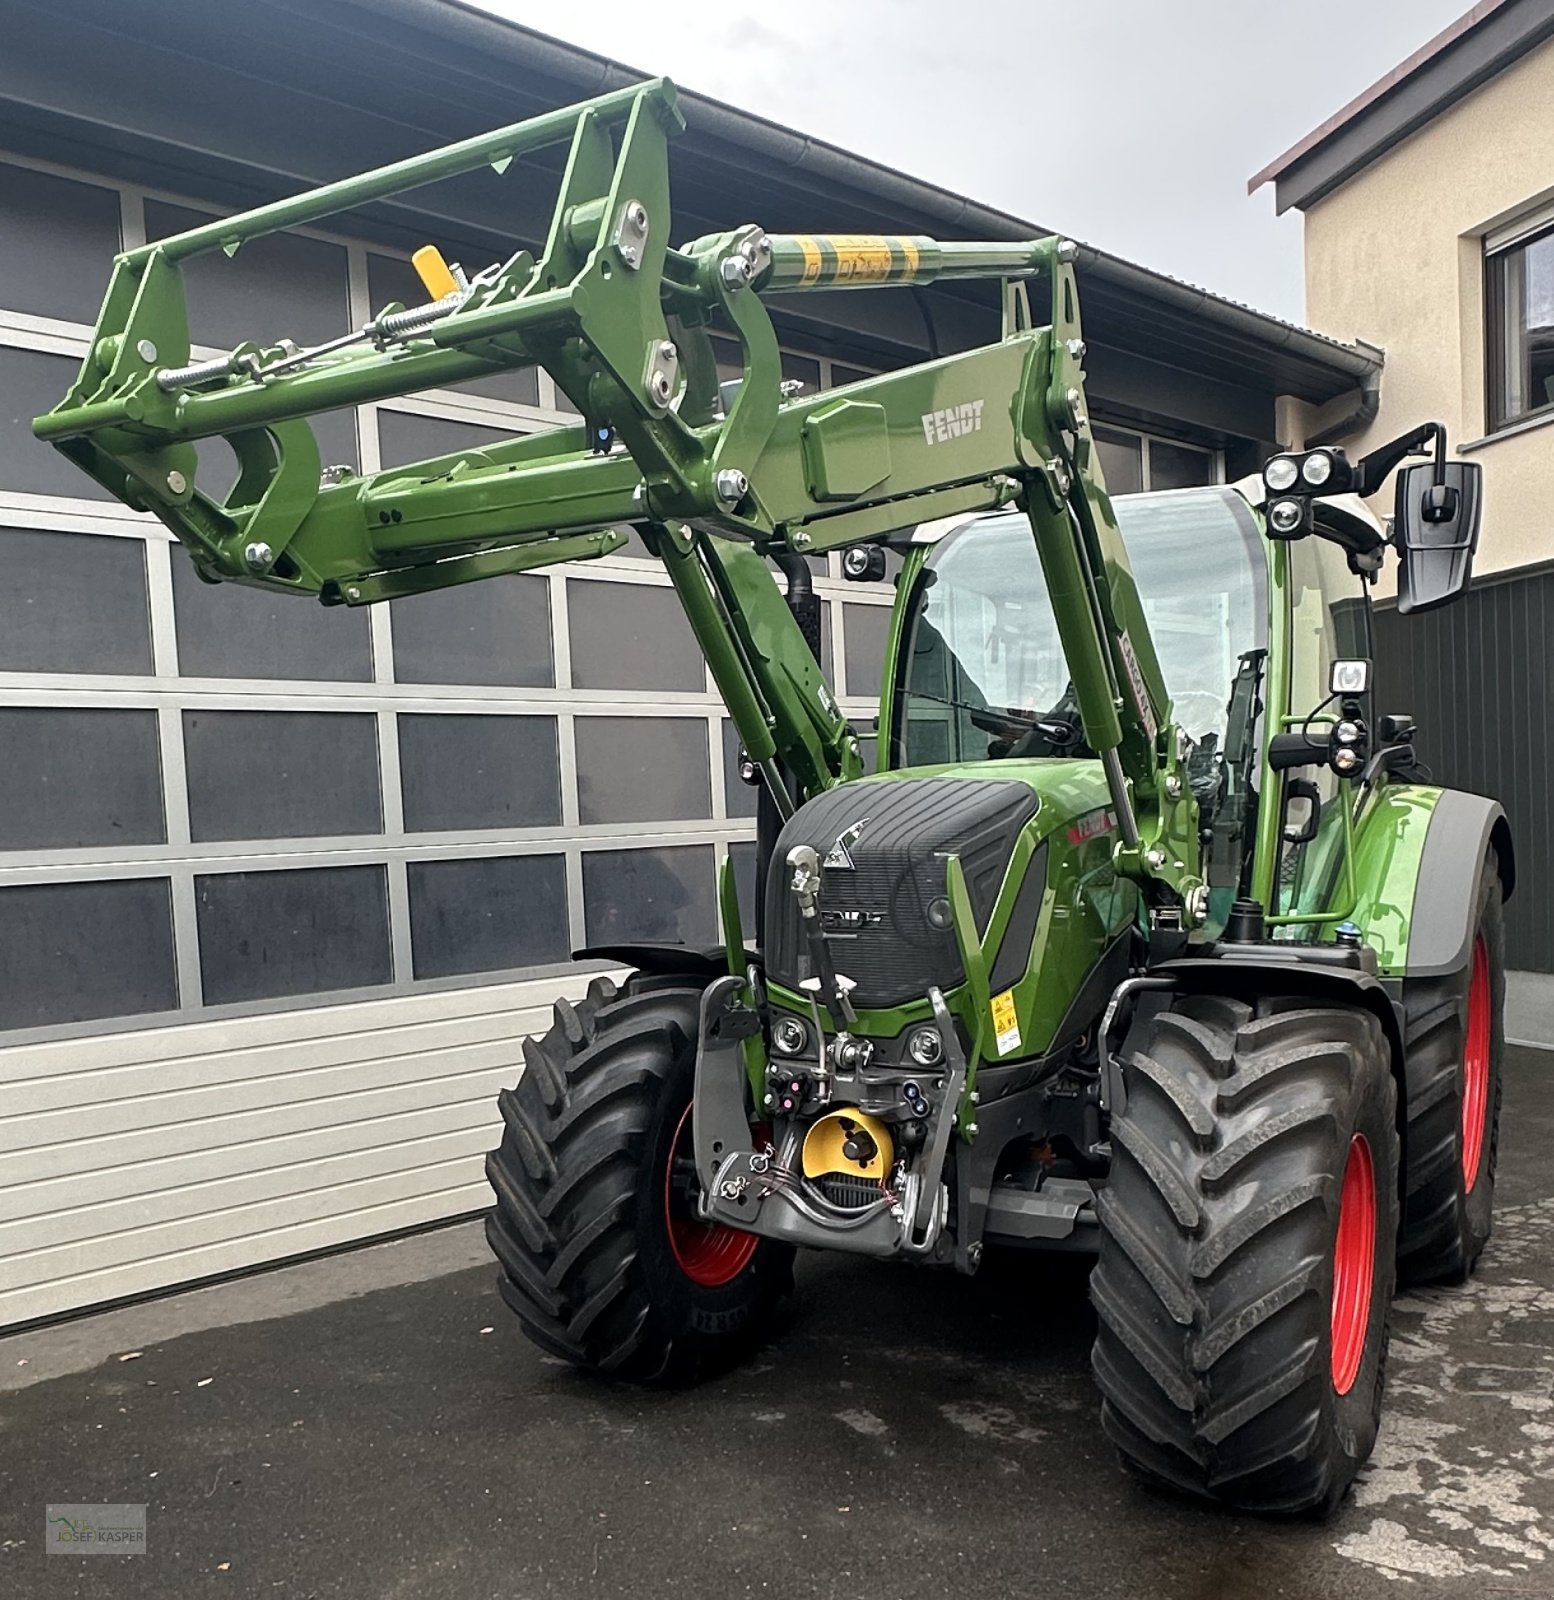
823;818;868;871
920;399;984;445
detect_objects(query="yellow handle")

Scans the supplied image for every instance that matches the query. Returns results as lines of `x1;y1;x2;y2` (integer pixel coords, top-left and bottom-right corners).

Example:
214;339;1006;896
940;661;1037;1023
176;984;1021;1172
411;245;459;302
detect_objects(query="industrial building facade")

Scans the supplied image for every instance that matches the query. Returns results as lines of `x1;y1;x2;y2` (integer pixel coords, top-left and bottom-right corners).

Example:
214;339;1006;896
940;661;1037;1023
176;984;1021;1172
0;0;1380;1326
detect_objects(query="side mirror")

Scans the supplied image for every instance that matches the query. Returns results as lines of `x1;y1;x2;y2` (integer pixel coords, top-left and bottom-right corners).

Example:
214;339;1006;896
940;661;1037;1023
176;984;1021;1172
1394;460;1481;615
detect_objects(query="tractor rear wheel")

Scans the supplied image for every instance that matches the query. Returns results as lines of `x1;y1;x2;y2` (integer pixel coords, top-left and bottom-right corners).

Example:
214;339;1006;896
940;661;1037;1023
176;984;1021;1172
1091;994;1399;1515
485;972;793;1382
1397;852;1506;1284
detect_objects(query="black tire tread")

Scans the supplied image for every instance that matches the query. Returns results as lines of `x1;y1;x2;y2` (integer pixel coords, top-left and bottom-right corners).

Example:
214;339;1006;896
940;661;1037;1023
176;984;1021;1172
485;973;787;1382
1091;995;1399;1515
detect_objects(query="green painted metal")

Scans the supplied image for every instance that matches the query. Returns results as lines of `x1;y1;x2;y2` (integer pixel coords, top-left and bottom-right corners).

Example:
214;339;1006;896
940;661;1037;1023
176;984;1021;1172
1340;784;1442;973
716;852;767;1101
1249;538;1292;912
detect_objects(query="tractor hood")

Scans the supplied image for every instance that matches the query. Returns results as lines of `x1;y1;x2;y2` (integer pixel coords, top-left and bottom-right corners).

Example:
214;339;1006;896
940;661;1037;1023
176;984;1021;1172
762;760;1114;1013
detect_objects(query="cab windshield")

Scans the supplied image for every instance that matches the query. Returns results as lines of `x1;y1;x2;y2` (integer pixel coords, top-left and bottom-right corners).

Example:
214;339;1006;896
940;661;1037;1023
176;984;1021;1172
897;487;1266;769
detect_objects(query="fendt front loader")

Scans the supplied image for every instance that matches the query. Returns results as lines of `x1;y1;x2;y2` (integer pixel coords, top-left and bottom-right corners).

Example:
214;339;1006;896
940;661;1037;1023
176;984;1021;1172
37;80;1511;1515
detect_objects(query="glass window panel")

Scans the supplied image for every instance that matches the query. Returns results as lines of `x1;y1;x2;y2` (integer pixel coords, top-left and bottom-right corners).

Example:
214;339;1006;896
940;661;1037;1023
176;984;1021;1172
399;713;560;832
781;352;822;395
0;708;164;849
0;528;152;674
857;733;880;775
194;408;358;499
196;865;392;1005
1093;425;1144;495
407;854;569;979
0;346;113;499
171;548;372;681
0;879;177;1030
183;710;382;842
1148;439;1216;491
722;719;758;819
708;340;824;404
707;335;742;385
390;573;553;687
0;163;120;325
831;364;875;387
567;579;706;693
583;845;716;947
842;602;893;698
376;409;515;470
728;840;758;935
367;253;541;406
1489;228;1554;429
575;716;710;825
145;201;349;350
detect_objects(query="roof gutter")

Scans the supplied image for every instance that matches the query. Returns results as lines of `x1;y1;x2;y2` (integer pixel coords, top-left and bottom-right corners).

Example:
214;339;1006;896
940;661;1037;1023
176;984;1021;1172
344;0;1382;386
1307;344;1386;445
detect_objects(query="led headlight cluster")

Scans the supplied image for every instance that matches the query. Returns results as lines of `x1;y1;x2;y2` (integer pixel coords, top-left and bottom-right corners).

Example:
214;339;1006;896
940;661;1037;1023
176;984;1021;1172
1262;444;1357;509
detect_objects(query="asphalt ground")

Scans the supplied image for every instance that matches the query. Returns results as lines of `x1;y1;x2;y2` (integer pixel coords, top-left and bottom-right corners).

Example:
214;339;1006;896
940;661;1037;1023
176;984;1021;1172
2;1044;1552;1600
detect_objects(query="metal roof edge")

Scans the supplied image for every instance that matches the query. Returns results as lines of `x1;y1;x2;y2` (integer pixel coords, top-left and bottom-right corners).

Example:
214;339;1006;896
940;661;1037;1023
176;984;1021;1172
343;0;1380;383
1250;0;1554;213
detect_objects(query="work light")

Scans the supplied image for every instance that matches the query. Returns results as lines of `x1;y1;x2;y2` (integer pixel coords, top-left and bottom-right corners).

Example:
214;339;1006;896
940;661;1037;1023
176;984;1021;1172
1264;455;1300;492
1301;450;1334;487
1268;498;1306;536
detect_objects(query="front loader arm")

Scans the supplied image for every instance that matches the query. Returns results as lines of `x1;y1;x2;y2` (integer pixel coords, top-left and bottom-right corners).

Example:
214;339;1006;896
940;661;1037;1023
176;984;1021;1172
33;77;1202;915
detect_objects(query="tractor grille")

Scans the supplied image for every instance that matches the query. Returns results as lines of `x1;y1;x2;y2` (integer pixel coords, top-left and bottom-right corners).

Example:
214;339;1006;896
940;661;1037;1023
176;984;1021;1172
764;776;1039;1008
815;1173;886;1210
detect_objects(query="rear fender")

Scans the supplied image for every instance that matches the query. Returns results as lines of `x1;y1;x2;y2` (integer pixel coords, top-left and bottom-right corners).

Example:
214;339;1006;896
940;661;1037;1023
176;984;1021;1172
1345;785;1512;980
1397;790;1512;979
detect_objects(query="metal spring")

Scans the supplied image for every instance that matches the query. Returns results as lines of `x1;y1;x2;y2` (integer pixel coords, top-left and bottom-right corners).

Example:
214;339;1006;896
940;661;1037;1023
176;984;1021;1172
155;354;241;392
154;294;462;393
372;295;461;341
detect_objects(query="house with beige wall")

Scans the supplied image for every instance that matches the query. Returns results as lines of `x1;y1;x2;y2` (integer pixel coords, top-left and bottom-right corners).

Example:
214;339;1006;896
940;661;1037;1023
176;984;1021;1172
1254;0;1554;996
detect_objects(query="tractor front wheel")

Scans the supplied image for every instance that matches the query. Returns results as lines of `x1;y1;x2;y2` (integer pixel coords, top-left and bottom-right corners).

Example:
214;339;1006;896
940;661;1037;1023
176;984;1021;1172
1091;993;1399;1515
485;973;793;1382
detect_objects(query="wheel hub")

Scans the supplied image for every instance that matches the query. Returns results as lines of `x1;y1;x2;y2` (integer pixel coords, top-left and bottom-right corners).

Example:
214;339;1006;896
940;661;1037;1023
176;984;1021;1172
1331;1132;1377;1395
1462;935;1491;1193
663;1102;759;1287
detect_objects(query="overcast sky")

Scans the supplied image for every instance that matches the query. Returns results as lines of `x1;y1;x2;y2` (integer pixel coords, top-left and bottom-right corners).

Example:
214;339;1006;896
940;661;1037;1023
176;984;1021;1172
477;0;1467;328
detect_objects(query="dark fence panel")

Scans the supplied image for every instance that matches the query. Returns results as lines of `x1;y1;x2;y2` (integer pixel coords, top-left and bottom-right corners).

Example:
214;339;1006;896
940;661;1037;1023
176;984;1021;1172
1372;565;1554;973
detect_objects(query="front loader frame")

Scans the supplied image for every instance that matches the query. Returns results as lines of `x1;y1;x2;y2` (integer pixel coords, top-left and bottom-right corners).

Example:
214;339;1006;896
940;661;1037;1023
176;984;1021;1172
34;77;1204;917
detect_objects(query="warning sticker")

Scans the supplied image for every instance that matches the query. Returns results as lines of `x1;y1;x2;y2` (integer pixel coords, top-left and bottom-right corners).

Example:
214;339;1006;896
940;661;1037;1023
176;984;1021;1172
1117;630;1159;745
990;988;1021;1056
794;235;920;288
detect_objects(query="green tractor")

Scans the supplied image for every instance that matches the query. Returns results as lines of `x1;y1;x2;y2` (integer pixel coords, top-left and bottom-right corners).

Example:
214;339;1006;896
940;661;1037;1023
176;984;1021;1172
36;80;1510;1516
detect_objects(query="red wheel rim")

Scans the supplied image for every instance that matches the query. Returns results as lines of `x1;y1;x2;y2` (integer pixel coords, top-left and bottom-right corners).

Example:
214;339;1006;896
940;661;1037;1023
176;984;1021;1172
663;1102;759;1288
1331;1133;1377;1396
1462;935;1491;1193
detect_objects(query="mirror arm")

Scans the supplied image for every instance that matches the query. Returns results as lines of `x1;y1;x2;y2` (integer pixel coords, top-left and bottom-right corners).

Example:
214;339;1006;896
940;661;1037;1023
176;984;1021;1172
1354;420;1445;498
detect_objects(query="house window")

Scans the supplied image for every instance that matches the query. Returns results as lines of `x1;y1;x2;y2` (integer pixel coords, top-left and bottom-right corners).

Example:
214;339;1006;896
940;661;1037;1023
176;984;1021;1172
1487;209;1554;432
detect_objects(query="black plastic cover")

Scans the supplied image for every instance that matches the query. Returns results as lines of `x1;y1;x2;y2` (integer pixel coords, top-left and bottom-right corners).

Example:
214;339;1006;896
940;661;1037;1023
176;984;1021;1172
763;776;1039;1008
